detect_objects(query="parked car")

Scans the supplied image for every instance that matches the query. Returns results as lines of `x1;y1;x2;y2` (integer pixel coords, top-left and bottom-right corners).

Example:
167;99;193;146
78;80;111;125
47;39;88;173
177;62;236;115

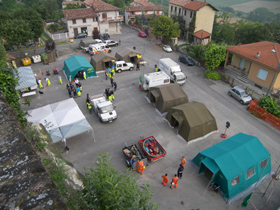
25;42;36;48
163;45;172;52
4;46;14;51
138;31;147;38
74;33;87;39
104;40;118;47
179;55;195;66
101;33;110;40
228;86;252;105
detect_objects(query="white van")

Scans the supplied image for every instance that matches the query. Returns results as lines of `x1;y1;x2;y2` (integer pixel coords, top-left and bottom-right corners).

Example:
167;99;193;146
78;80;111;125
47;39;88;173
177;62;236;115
89;43;112;55
143;72;170;90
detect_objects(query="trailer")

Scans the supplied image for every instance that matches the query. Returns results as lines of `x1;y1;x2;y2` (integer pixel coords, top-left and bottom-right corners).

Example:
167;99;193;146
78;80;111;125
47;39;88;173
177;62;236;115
122;143;147;169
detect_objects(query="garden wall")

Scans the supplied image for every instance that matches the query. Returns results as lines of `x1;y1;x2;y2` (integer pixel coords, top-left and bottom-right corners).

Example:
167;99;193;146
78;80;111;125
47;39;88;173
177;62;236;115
248;100;280;131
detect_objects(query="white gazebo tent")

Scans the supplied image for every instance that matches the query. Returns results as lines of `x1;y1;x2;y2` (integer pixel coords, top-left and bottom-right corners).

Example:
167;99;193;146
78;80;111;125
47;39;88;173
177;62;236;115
27;98;94;143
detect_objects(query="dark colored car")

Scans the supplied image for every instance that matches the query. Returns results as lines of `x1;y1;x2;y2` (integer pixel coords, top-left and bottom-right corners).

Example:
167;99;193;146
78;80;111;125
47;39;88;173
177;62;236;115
74;33;88;39
138;31;147;38
25;42;36;48
4;46;14;51
179;55;195;66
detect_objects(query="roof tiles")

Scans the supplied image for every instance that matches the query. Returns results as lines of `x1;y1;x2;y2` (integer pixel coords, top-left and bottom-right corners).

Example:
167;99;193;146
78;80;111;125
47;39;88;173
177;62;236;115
63;8;96;19
168;0;191;7
84;0;120;11
193;30;211;39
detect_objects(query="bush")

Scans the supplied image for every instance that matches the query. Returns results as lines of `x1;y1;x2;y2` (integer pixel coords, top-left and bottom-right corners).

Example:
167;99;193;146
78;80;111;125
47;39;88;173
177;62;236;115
258;96;280;118
205;70;221;80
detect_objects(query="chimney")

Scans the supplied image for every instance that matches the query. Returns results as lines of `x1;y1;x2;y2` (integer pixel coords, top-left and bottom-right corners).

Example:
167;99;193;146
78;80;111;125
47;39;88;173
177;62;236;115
255;51;261;58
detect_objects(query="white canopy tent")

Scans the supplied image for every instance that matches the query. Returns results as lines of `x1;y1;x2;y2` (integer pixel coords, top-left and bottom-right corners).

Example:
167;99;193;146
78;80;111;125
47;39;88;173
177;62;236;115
27;98;94;143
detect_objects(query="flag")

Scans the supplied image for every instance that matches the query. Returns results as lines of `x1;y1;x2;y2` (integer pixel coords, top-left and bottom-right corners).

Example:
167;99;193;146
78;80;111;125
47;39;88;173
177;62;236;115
241;193;252;207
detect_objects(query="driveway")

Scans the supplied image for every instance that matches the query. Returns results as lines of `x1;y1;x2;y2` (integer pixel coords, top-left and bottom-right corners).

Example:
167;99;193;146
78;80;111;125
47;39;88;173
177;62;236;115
21;25;280;210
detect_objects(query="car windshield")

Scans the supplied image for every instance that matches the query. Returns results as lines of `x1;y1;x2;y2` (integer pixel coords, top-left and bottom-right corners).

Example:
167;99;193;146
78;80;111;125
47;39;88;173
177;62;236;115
100;105;114;113
176;74;185;80
240;91;249;97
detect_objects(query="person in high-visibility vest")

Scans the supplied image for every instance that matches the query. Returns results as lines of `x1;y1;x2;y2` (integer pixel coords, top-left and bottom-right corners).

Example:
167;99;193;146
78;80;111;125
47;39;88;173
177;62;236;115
38;78;43;89
87;102;92;114
170;174;179;189
45;78;51;87
161;174;169;186
137;160;145;175
155;64;158;72
181;156;186;168
58;75;63;85
77;86;81;97
83;71;86;80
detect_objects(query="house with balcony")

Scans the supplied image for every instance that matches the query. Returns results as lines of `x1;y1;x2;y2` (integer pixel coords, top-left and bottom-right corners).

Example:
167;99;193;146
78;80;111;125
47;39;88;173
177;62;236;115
84;0;123;34
225;41;280;93
168;0;217;44
125;0;163;25
63;8;98;38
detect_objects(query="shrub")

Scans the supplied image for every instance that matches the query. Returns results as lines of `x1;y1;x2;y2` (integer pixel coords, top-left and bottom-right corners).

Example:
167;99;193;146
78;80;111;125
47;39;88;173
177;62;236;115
205;70;221;80
258;96;280;118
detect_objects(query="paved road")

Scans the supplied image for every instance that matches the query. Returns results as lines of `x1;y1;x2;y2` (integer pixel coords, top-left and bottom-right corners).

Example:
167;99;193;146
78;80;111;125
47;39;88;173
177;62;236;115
20;25;280;210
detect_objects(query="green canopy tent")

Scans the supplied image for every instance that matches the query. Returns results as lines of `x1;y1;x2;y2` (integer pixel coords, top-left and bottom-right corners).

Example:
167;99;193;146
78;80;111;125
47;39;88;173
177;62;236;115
192;133;272;204
64;56;96;81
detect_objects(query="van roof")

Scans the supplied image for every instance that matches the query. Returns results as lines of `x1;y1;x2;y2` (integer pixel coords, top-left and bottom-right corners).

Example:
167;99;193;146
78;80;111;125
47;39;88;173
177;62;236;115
144;72;170;80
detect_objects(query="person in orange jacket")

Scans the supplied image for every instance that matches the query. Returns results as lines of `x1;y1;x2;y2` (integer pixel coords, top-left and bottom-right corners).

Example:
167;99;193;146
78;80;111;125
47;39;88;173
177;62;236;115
137;160;144;175
181;156;187;168
161;174;168;186
170;174;179;189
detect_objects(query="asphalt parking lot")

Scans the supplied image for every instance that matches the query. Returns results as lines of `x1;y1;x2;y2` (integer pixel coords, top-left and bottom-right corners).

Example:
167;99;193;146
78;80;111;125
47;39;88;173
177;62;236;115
21;25;280;210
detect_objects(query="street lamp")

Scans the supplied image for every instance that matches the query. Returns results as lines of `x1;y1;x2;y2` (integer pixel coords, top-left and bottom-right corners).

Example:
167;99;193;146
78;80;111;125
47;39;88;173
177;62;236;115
266;50;280;96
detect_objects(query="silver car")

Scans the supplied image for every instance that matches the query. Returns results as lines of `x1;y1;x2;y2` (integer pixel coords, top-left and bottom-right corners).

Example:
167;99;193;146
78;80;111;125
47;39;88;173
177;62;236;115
163;45;172;52
228;86;252;104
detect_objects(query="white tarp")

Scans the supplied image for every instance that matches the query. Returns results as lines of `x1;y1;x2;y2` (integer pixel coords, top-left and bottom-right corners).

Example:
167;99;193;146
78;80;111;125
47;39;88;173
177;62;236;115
14;66;37;91
27;98;94;143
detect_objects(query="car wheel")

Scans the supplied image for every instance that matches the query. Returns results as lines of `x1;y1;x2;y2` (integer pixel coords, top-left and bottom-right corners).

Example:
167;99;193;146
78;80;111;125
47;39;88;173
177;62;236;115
228;92;232;96
126;160;131;168
240;100;244;105
118;69;121;73
108;50;112;53
116;44;118;46
129;67;133;71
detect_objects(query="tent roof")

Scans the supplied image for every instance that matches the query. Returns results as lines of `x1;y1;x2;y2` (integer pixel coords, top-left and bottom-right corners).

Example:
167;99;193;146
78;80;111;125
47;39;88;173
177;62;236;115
26;98;93;143
115;47;141;57
200;133;270;179
14;67;37;90
172;102;214;127
150;83;188;102
91;51;116;62
64;55;92;71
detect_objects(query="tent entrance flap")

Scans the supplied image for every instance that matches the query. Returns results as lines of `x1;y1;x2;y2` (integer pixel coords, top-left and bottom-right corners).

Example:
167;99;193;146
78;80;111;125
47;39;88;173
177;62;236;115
199;158;219;182
150;90;160;103
170;113;183;128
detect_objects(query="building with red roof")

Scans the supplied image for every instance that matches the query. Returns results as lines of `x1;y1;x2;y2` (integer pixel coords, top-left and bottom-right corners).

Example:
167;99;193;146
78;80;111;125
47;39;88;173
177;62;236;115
125;0;164;25
225;41;280;93
168;0;218;44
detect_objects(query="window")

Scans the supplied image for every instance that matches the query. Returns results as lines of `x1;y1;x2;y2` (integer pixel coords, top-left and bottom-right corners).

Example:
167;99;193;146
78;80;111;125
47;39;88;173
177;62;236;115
246;167;255;179
261;159;268;168
231;176;240;186
131;11;134;15
83;18;86;23
72;19;76;24
179;8;181;15
164;79;169;83
257;68;268;81
190;12;193;18
171;6;173;12
184;10;186;16
175;7;177;13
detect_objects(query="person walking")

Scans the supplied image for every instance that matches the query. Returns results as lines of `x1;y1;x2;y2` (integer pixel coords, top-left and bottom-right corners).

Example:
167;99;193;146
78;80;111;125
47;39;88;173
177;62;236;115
105;88;109;99
73;89;77;98
155;64;158;72
105;71;108;80
170;174;179;189
136;62;140;71
113;82;117;91
58;75;63;85
62;138;69;153
38;78;43;89
87;102;92;114
110;77;114;87
181;156;187;168
45;77;51;87
162;174;169;186
108;89;114;101
66;84;72;97
77;86;81;97
83;71;86;80
177;164;184;179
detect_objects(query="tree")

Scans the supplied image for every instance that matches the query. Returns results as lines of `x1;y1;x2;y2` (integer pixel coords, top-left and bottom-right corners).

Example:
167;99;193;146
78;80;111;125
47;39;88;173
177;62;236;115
149;16;180;41
13;8;44;41
247;7;274;23
171;15;185;37
112;0;124;9
205;44;226;70
82;153;158;210
63;3;86;10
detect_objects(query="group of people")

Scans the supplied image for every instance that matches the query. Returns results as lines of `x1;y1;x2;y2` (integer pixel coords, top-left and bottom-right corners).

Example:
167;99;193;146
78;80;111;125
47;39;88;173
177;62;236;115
161;156;187;189
66;78;83;98
105;88;115;102
36;73;65;89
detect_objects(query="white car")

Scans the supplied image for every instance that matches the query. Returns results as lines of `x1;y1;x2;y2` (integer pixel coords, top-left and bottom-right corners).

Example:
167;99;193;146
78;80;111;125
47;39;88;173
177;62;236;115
115;61;134;73
163;45;172;52
104;40;118;47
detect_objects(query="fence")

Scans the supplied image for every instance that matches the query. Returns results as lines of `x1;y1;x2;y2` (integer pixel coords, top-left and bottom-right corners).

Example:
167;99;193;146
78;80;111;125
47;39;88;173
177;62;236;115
44;28;69;41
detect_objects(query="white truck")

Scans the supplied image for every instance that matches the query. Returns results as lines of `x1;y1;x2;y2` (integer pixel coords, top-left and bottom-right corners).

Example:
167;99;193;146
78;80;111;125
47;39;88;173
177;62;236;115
143;72;170;90
90;94;117;123
158;58;186;85
115;60;134;73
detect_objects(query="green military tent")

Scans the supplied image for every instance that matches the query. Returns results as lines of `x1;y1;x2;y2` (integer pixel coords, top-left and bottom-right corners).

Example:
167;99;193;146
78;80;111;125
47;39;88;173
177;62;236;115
192;133;272;204
64;56;96;81
90;52;116;71
165;102;217;142
146;83;189;114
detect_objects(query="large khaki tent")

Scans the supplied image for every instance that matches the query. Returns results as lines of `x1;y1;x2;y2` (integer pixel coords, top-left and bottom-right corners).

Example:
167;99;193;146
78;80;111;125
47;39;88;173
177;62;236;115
90;52;116;71
165;102;218;142
115;47;141;63
146;83;189;114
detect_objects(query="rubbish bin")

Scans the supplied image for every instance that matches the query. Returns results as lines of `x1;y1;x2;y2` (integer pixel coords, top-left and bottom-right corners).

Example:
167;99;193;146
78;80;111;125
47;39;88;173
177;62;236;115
32;55;41;63
21;57;31;66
